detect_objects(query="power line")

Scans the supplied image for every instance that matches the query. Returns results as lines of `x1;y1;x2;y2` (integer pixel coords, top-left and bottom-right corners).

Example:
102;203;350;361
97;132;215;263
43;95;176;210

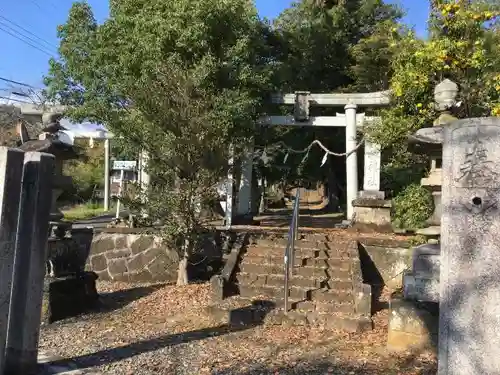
0;15;58;52
0;20;57;55
0;77;36;89
0;95;34;104
0;23;55;57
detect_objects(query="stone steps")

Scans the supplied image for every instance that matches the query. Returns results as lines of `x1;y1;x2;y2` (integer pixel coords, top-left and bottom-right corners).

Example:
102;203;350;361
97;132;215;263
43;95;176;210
241;254;351;271
205;297;371;332
238;272;325;289
244;245;342;259
251;238;347;250
240;262;349;279
239;284;312;300
216;235;370;331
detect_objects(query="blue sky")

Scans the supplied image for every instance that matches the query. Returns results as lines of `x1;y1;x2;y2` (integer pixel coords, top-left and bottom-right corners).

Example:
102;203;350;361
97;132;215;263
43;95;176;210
0;0;429;89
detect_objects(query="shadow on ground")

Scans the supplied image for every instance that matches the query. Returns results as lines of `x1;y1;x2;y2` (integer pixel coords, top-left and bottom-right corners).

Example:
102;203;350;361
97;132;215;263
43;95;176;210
52;302;274;369
211;354;437;374
93;284;166;314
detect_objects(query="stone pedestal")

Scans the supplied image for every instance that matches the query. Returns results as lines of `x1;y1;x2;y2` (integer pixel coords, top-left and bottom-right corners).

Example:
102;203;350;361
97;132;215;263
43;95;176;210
421;165;442;227
387;297;438;352
41;272;99;324
403;243;441;302
352;191;392;232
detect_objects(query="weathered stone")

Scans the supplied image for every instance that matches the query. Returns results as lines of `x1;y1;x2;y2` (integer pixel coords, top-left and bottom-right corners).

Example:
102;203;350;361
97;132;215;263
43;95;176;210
412;243;440;276
105;248;131;260
210;275;224;302
352;199;392;230
127;253;145;272
95;269;111;280
90;254;107;272
6;152;54;375
403;273;440;302
107;259;128;278
129;270;153;283
109;272;131;282
41;272;99;324
142;247;164;265
0;147;24;372
358;243;412;289
387;298;437;352
114;235;127;249
90;237;116;255
438;117;500;374
147;253;177;281
354;283;372;317
130;236;154;255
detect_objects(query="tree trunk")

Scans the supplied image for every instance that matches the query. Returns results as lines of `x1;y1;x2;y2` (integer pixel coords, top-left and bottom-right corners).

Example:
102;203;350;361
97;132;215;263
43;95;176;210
176;256;189;286
176;238;190;286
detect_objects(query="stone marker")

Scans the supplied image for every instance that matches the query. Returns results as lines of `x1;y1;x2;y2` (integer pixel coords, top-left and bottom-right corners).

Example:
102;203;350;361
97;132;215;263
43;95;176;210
361;141;383;198
0;147;24;374
438;117;500;374
403;243;441;303
5;152;54;375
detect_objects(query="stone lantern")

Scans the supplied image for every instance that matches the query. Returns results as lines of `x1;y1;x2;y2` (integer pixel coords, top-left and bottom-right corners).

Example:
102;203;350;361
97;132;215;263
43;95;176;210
17;112;78;238
408;79;459;238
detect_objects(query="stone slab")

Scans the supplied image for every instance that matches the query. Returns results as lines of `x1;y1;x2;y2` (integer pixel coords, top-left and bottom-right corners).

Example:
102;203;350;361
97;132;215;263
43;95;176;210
439;118;500;375
359;190;385;200
363;141;382;192
387;298;438;352
403;273;440;303
0;148;24;373
412;243;441;277
6;152;55;375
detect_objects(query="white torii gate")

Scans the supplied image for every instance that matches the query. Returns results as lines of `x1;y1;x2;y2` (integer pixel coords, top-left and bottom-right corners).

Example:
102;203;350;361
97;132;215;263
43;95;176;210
230;90;390;224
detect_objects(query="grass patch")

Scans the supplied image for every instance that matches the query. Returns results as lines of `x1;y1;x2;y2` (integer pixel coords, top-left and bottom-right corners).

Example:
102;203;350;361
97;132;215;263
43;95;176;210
62;202;107;221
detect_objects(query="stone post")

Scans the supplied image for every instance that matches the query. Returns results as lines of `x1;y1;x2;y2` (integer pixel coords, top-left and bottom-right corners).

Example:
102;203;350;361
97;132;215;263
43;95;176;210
351;135;392;230
225;145;234;228
104;138;110;211
344;103;359;221
438;117;500;374
0;148;24;374
236;143;254;217
361;141;383;198
5;152;55;375
138;150;150;217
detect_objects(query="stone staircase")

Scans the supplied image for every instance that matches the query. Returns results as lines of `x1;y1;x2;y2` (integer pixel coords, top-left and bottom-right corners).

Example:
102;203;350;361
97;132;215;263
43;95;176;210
209;232;372;332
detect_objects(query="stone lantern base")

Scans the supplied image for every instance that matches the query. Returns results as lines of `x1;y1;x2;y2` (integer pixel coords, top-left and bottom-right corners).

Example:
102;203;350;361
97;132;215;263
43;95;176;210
352;190;392;232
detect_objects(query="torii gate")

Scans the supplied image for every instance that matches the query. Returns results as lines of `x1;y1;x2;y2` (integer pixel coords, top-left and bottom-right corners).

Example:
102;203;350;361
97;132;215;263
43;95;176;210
228;90;391;226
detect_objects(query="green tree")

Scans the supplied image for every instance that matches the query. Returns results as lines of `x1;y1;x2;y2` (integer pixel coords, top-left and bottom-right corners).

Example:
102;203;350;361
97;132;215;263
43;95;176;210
64;139;104;201
369;0;499;212
44;0;275;284
256;0;402;201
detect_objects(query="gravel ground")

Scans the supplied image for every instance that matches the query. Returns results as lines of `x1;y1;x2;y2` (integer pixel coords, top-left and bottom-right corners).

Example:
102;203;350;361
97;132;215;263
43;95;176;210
39;282;437;375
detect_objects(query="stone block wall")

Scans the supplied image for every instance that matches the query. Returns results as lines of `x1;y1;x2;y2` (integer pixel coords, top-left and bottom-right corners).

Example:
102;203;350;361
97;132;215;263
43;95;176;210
358;238;413;290
85;232;180;282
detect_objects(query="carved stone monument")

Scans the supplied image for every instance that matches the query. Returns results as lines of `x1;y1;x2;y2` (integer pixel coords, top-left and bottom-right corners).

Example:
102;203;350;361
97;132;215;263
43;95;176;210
438;117;500;374
16;113;99;324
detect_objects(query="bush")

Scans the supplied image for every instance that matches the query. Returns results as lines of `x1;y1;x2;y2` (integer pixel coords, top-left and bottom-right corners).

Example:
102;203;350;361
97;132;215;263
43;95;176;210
392;183;434;229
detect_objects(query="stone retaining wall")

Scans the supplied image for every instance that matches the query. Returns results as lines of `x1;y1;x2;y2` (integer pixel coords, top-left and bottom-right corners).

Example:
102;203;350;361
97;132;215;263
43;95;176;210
85;233;180;282
358;238;413;290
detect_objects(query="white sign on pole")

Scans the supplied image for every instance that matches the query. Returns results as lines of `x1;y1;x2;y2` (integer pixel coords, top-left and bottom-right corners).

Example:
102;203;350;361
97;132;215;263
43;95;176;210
113;160;137;171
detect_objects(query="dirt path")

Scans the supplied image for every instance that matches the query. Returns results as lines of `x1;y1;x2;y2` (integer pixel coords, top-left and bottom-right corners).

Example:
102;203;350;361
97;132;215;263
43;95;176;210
39;282;437;375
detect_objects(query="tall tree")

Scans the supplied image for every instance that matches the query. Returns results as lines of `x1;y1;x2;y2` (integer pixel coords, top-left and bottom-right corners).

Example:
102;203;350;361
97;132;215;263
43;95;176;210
45;0;276;284
257;0;402;203
368;0;499;218
273;0;403;92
